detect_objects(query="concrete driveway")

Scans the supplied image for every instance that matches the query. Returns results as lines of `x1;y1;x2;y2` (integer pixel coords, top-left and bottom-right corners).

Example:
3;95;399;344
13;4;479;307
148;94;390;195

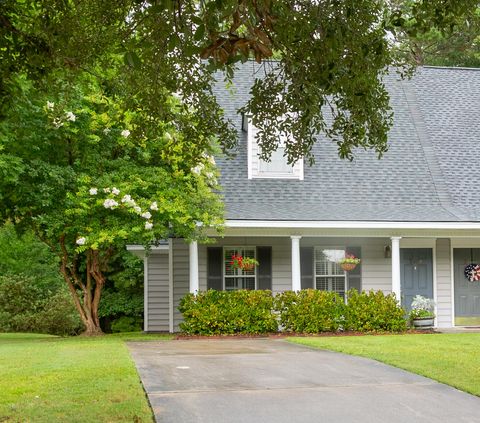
128;339;480;423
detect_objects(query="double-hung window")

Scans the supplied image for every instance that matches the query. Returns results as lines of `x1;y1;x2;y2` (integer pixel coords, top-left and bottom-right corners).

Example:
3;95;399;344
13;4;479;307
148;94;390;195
314;248;347;299
223;247;256;291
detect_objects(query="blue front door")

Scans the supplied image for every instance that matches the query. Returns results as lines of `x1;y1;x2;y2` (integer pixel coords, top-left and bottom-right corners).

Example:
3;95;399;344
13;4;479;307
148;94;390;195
400;248;433;311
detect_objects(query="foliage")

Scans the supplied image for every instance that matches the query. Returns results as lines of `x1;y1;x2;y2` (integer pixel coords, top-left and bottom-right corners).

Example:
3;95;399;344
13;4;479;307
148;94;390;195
99;290;144;321
229;254;259;271
275;289;346;333
178;289;278;335
0;333;170;422
339;255;361;265
289;334;480;397
0;223;63;291
345;289;407;332
0;74;223;334
1;1;478;165
410;295;436;320
110;316;143;333
0;274;83;336
394;4;480;67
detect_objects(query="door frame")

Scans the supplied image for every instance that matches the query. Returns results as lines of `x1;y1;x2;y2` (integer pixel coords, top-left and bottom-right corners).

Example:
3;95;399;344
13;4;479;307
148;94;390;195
400;239;437;327
450;239;480;327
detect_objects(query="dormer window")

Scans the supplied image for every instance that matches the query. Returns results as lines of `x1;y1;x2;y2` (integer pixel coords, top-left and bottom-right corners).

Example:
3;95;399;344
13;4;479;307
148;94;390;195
246;119;304;180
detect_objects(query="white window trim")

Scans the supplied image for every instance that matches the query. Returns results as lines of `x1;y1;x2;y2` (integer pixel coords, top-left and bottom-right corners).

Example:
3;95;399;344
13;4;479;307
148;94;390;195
223;246;257;290
314;247;348;297
247;120;304;180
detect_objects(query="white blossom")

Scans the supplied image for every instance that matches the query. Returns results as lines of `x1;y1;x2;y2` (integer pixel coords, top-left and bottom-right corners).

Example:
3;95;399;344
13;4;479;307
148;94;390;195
145;222;153;230
65;111;76;122
121;129;131;138
76;237;86;245
141;211;152;219
103;128;111;135
195;221;204;227
206;172;214;179
208;155;216;165
53;118;63;128
89;188;98;195
103;198;119;209
150;202;158;211
111;187;120;195
46;101;55;110
191;163;204;175
134;206;142;213
103;188;111;193
121;194;135;205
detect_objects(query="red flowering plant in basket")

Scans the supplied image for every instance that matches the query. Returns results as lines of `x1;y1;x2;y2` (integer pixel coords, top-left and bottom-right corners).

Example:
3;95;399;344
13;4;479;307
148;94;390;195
338;254;361;271
230;254;259;271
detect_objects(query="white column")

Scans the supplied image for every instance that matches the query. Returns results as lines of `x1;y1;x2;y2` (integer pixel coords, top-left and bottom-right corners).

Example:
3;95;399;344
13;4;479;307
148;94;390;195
291;236;302;291
391;236;402;302
189;241;199;294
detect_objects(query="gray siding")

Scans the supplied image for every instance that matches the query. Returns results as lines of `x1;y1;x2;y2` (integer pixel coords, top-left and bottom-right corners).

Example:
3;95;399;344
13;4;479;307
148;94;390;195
198;237;291;293
147;253;169;331
173;238;189;331
436;238;453;327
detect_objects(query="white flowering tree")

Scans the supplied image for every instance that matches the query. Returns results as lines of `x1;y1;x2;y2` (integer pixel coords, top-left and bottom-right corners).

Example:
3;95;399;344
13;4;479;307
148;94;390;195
0;78;223;335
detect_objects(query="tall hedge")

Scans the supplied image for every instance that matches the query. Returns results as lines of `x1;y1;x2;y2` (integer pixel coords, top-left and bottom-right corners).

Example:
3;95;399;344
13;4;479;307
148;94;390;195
178;289;278;335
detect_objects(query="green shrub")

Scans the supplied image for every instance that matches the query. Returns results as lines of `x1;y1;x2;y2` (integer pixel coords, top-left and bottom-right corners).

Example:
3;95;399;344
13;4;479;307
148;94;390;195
345;289;407;332
0;274;83;335
110;316;143;333
275;289;346;333
178;290;278;335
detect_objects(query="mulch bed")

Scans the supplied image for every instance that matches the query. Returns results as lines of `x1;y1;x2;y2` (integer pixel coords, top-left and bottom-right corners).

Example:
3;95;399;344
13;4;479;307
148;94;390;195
174;329;436;340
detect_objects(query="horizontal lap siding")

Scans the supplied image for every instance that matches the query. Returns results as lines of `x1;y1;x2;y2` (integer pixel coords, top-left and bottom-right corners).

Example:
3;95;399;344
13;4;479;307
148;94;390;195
198;237;291;293
173;239;189;331
436;238;452;328
147;254;169;331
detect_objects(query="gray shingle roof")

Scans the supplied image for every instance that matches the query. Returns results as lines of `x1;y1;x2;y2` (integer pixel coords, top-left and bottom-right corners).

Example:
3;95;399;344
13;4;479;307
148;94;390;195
213;64;480;222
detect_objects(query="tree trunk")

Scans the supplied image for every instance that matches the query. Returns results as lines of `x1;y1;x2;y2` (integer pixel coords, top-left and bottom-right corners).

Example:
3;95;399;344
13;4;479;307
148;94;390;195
59;244;106;336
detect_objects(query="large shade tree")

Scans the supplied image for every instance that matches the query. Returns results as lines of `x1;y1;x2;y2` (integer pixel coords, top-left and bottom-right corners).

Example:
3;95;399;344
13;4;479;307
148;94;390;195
0;75;223;334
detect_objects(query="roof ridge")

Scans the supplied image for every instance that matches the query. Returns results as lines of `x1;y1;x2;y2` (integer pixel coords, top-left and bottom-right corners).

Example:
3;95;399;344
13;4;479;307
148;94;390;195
421;65;480;71
401;79;472;221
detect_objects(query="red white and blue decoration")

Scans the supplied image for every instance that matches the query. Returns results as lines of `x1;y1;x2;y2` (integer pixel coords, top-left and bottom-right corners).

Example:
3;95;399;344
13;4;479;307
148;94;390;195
464;264;480;282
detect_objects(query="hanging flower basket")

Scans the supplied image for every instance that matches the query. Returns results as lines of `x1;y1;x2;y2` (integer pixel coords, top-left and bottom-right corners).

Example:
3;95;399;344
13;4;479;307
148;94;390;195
339;254;361;272
230;254;259;272
340;262;357;271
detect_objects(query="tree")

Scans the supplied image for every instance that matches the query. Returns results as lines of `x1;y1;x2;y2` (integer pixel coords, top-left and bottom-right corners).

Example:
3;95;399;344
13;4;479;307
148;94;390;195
1;1;479;163
0;76;223;335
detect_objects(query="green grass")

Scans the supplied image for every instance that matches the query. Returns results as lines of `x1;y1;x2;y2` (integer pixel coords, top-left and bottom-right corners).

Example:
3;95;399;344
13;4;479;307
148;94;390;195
289;333;480;396
0;332;172;422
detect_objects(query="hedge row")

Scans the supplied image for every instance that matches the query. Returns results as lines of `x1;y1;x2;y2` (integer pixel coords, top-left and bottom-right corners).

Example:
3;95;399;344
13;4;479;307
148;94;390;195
178;289;407;335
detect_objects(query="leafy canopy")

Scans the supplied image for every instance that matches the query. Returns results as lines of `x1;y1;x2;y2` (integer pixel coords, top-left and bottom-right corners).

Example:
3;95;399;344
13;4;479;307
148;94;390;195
1;0;478;164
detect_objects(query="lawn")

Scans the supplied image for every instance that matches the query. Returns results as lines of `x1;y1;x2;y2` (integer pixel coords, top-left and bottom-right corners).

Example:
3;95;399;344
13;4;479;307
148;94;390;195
0;332;172;422
289;333;480;396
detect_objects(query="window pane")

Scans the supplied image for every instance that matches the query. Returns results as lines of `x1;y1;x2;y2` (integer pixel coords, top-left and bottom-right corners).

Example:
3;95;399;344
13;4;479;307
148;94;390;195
315;249;345;276
259;143;294;174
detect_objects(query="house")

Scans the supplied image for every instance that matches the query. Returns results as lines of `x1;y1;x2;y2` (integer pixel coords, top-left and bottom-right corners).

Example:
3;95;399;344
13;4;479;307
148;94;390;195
128;63;480;332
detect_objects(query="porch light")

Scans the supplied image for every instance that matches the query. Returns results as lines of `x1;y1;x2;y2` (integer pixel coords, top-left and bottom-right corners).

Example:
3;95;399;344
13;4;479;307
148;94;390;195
384;245;391;259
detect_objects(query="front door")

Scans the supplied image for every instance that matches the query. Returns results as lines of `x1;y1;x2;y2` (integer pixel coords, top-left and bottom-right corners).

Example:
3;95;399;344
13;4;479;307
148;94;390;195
454;249;480;326
400;248;433;311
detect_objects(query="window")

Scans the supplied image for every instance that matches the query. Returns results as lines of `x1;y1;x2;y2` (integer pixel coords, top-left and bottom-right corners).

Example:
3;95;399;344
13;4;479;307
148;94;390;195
223;247;256;291
315;248;347;299
247;119;303;180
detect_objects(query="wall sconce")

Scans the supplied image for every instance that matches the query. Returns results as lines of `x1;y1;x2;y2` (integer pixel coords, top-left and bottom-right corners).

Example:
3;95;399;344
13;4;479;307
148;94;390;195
384;245;391;259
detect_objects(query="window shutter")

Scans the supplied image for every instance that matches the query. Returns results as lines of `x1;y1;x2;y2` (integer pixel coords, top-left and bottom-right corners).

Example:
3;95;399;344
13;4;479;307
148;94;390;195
256;246;272;290
300;247;314;289
346;246;362;292
207;247;223;291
